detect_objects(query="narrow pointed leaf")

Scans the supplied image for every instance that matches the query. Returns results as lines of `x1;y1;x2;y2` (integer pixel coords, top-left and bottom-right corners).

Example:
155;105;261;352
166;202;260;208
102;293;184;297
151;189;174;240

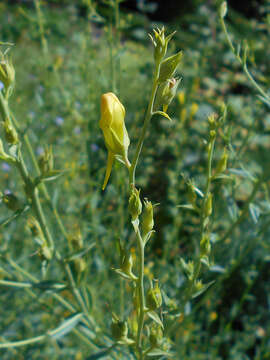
147;311;164;329
146;348;174;357
153;111;172;121
48;313;83;340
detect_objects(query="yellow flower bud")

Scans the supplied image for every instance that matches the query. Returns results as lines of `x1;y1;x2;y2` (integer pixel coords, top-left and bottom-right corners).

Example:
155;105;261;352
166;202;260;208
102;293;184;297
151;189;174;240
99;92;130;190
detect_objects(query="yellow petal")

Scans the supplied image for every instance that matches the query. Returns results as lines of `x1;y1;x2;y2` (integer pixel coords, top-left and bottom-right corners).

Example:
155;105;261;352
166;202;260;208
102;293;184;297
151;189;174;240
102;151;114;190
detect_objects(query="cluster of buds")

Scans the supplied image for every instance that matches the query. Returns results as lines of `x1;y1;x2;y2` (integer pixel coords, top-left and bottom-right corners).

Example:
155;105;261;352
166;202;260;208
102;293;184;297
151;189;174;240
99;92;130;190
150;28;183;115
150;27;176;63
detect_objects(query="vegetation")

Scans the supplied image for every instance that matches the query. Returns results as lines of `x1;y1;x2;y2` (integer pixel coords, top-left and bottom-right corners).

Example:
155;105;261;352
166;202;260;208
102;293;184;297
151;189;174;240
0;1;269;359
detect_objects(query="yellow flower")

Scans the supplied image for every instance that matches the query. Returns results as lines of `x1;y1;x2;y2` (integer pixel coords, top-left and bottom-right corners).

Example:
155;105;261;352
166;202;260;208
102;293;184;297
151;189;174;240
99;92;130;190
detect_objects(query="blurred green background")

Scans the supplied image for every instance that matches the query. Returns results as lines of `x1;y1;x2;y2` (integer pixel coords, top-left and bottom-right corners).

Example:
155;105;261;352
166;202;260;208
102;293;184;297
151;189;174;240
0;0;270;359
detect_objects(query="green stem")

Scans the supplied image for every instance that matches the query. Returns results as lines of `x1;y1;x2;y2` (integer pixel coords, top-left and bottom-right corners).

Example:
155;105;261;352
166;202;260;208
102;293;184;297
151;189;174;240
129;63;160;186
127;60;161;359
220;175;264;243
34;0;49;57
220;14;270;102
23;132;69;239
136;230;145;359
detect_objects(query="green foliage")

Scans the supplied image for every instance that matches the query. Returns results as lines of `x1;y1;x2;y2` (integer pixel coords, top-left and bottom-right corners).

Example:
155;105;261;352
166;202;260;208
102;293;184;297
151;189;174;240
0;1;270;359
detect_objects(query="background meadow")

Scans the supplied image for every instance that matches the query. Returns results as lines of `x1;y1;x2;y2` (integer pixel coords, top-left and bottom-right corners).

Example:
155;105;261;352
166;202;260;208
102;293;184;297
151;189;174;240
0;1;270;359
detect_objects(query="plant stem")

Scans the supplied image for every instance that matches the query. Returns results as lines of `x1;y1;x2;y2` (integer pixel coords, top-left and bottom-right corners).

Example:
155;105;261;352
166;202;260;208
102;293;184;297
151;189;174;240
136;230;145;359
129;63;160;186
220;175;264;243
220;14;270;102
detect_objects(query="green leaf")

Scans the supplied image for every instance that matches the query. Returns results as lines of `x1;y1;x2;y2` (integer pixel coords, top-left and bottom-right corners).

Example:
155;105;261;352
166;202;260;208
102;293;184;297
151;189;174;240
228;167;256;181
147;311;164;329
0;205;29;228
66;243;96;262
32;280;66;291
257;95;270;108
40;169;67;182
249;203;260;224
113;268;137;281
48;313;83;340
8;144;18;158
153;111;172;122
146;348;174;357
212;174;232;181
192;280;215;299
86;344;116;359
177;204;197;211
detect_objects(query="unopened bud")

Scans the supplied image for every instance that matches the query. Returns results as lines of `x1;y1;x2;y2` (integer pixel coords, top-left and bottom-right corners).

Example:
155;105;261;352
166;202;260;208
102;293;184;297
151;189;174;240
220;1;227;18
4;121;18;145
158;51;182;82
128;187;142;221
0;55;15;91
146;280;162;311
69;230;83;251
208;113;217;130
141;199;154;239
152;27;167;62
210;130;216;140
149;325;163;347
204;193;212;218
151;27;176;63
121;253;137;280
74;258;87;283
216;150;228;174
200;234;211;256
154;78;181;113
111;318;128;341
187;181;197;206
194;280;203;293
